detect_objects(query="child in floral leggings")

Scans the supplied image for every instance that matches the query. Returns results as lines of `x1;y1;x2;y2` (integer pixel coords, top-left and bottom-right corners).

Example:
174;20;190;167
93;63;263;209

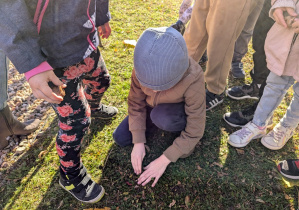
53;50;117;203
0;0;116;203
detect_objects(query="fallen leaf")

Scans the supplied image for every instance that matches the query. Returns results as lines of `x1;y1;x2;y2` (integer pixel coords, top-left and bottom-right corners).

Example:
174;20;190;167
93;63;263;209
256;198;265;203
210;162;223;168
169;200;176;208
285;194;291;200
38;151;47;159
236;149;245;155
123;40;137;47
196;164;202;170
185;196;190;207
57;200;63;209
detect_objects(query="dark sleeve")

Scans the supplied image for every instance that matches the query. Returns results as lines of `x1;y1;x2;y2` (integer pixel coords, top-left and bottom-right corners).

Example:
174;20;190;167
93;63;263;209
0;0;46;74
96;0;111;26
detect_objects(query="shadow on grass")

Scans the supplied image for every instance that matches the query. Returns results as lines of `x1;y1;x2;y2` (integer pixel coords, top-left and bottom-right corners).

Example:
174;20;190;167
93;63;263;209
0;115;115;209
0;117;58;209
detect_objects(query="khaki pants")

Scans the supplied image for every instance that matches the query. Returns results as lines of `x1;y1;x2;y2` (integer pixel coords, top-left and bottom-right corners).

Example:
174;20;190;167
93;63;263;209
184;0;263;94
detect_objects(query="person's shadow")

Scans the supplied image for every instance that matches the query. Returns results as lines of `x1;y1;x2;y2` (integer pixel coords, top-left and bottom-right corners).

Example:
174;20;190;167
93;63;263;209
0;113;114;209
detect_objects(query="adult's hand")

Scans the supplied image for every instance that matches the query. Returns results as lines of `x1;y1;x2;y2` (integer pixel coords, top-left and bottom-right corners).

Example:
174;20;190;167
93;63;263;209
292;18;299;33
137;154;171;187
273;7;297;28
98;22;111;39
28;70;65;104
131;143;146;175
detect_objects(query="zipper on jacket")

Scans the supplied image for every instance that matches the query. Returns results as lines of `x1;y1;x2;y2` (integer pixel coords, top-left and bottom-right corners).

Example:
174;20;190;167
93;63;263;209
289;34;298;55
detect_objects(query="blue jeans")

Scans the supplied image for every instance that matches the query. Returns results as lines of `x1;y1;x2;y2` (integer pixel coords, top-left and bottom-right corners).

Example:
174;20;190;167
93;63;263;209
0;50;9;110
253;72;299;129
113;103;187;147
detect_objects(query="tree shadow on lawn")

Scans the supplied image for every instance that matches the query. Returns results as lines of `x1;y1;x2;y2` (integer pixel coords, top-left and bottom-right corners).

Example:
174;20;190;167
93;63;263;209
0;116;114;210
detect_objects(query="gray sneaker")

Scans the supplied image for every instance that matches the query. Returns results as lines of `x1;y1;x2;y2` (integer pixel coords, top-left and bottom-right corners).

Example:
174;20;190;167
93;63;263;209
226;82;260;100
231;62;245;78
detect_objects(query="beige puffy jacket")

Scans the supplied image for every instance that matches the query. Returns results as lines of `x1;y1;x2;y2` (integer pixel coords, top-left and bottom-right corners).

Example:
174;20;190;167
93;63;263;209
265;0;299;81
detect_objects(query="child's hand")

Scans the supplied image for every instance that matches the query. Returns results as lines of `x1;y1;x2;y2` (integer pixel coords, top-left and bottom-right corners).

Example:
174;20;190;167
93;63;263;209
98;22;111;39
28;70;66;104
131;143;146;175
292;18;299;33
273;7;297;28
137;154;171;187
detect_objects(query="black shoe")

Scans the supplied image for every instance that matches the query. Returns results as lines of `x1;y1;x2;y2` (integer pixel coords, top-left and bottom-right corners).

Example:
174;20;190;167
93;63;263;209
199;51;208;68
223;103;257;127
226;82;260;100
206;89;225;111
59;164;105;203
92;104;118;119
170;20;185;35
231;62;245;79
278;159;299;180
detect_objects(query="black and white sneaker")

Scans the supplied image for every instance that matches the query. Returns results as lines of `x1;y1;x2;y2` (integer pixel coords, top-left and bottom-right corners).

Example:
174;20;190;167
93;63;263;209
223;103;257;127
226;82;260;100
278;159;299;180
206;89;225;111
59;164;105;203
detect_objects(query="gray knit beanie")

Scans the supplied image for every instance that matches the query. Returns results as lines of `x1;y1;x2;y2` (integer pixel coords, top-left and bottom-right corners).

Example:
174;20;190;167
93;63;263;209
134;27;189;91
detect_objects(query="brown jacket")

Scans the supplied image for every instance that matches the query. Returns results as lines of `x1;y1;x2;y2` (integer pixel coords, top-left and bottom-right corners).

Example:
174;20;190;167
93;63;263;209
128;57;206;162
266;0;299;81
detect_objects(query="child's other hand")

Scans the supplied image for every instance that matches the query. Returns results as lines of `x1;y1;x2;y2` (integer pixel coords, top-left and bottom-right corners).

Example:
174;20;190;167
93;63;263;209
292;18;299;33
131;143;146;175
98;22;111;39
273;7;297;28
28;71;66;104
137;154;171;187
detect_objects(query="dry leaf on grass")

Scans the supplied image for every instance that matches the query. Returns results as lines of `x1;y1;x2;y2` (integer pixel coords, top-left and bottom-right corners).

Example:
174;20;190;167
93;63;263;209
169;200;176;208
236;149;245;155
256;198;265;203
185;196;190;207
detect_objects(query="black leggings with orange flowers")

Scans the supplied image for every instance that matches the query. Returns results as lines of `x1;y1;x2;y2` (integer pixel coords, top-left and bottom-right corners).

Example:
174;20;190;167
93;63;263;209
51;49;110;178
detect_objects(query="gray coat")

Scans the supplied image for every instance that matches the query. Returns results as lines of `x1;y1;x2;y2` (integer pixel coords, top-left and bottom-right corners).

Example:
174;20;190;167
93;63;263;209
0;0;110;73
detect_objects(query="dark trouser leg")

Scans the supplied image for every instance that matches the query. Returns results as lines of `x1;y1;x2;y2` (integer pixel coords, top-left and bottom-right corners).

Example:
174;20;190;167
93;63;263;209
150;102;186;132
250;0;273;85
113;103;186;146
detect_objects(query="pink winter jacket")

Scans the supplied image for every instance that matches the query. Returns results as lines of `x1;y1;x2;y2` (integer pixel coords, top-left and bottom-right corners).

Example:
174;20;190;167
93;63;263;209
265;0;299;81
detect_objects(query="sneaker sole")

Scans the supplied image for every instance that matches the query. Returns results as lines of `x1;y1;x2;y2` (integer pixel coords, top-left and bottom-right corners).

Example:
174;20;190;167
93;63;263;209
228;134;264;148
279;171;299;180
226;90;259;100
222;114;244;128
206;99;224;111
59;180;105;203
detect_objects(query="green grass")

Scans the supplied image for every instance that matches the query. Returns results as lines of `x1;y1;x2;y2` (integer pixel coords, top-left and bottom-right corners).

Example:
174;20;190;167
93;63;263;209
1;0;299;209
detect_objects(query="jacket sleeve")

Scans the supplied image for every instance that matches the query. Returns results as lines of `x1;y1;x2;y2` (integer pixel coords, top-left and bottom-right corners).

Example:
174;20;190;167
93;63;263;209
128;69;148;144
96;0;111;26
163;68;206;162
0;0;46;74
269;0;296;20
